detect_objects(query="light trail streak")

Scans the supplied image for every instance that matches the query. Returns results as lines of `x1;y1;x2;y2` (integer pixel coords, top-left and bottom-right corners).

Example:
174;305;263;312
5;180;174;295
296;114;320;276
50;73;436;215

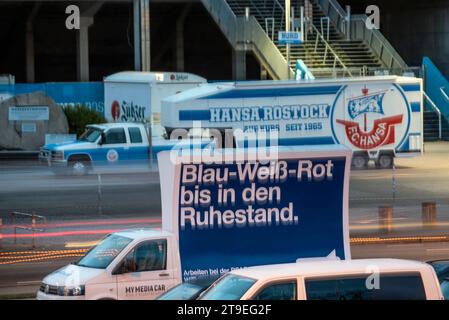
0;226;161;239
0;218;162;230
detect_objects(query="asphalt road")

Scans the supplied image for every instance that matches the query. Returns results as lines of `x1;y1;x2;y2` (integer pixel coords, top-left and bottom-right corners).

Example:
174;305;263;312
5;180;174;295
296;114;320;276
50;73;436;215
1;142;449;296
0;165;162;219
1;142;449;236
1;240;449;298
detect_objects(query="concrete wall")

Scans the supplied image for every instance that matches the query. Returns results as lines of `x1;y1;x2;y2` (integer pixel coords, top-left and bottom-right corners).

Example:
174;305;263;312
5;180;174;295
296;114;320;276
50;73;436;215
0;92;68;150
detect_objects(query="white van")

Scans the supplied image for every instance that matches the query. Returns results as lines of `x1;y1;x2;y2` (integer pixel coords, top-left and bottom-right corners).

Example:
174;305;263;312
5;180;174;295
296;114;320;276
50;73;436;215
36;229;182;300
197;258;443;300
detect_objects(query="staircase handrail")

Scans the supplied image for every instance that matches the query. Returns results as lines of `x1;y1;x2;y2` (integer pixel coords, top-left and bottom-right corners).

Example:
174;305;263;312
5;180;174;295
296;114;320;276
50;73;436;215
249;0;270;21
440;86;449;102
350;14;408;70
202;0;292;79
423;91;443;140
200;0;238;45
313;0;407;71
308;22;352;77
238;15;293;79
269;0;285;30
270;0;285;15
315;0;347;36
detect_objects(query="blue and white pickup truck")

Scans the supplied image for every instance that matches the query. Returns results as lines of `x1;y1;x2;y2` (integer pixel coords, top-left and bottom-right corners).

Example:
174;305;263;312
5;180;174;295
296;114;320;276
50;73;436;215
39;122;214;175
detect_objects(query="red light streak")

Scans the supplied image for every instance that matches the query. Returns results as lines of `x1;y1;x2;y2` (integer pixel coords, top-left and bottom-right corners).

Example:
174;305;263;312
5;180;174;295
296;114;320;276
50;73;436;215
0;218;162;230
0;227;162;239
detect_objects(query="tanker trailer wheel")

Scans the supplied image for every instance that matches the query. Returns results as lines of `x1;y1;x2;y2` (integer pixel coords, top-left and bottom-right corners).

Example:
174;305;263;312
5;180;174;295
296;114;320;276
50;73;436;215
352;154;368;170
376;154;394;169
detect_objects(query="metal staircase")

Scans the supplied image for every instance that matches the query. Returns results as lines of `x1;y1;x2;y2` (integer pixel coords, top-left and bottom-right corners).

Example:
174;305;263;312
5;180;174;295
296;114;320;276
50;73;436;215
314;0;409;74
200;0;292;80
201;0;409;79
223;0;402;78
223;0;351;77
200;0;448;143
424;111;449;141
422;57;449;141
287;0;383;77
226;0;285;41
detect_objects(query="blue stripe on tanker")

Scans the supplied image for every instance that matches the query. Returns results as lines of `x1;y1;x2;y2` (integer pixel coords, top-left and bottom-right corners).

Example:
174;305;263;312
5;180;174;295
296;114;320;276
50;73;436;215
239;137;336;148
410;102;421;112
399;84;421;92
198;86;343;99
179;110;210;121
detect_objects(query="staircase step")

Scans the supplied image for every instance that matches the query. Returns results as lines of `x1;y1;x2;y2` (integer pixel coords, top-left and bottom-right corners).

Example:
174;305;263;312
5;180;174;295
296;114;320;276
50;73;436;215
225;0;397;77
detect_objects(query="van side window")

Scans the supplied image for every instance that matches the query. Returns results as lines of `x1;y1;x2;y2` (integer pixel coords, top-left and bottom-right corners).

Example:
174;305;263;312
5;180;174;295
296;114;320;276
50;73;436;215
104;128;127;144
252;281;297;300
305;273;426;300
123;239;167;273
128;127;143;143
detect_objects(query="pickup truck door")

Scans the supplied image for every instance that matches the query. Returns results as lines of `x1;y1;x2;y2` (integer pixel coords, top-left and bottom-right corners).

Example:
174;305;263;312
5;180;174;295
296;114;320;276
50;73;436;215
115;239;177;300
98;128;130;166
126;126;150;163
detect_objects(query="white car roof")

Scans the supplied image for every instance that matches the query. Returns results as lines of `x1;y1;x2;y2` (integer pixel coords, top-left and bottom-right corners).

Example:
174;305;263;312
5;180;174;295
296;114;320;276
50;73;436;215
113;228;173;241
163;76;421;103
229;75;420;87
104;71;206;84
230;259;431;280
88;123;145;130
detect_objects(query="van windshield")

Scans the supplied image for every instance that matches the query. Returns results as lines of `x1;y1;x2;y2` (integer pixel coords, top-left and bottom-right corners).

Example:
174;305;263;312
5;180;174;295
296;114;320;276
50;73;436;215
199;274;256;300
79;127;102;143
76;234;133;269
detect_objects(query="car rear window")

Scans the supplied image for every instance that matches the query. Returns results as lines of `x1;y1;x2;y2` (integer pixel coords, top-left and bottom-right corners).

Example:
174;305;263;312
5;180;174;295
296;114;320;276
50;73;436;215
252;281;297;300
128;127;143;143
305;273;426;300
104;128;127;144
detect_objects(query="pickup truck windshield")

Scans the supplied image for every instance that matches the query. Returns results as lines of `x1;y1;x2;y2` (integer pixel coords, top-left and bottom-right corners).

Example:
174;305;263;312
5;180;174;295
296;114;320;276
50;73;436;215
199;274;256;300
79;127;102;143
76;234;132;269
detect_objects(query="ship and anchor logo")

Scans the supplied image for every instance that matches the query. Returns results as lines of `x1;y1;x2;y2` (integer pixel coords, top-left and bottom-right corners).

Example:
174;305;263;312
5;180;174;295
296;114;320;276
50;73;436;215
335;86;405;150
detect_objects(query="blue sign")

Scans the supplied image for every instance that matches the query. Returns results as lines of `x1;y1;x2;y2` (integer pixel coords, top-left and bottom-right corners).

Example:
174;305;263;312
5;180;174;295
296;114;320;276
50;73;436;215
0;82;104;115
279;31;302;45
159;146;351;283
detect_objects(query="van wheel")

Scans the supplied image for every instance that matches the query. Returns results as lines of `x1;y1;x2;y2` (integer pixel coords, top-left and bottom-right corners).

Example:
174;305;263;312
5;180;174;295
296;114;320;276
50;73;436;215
352;155;368;170
376;154;394;169
69;158;90;176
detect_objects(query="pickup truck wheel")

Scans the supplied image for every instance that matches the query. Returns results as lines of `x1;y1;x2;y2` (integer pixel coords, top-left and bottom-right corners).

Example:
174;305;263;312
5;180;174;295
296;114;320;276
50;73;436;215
352;155;368;170
376;155;394;169
70;160;89;176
